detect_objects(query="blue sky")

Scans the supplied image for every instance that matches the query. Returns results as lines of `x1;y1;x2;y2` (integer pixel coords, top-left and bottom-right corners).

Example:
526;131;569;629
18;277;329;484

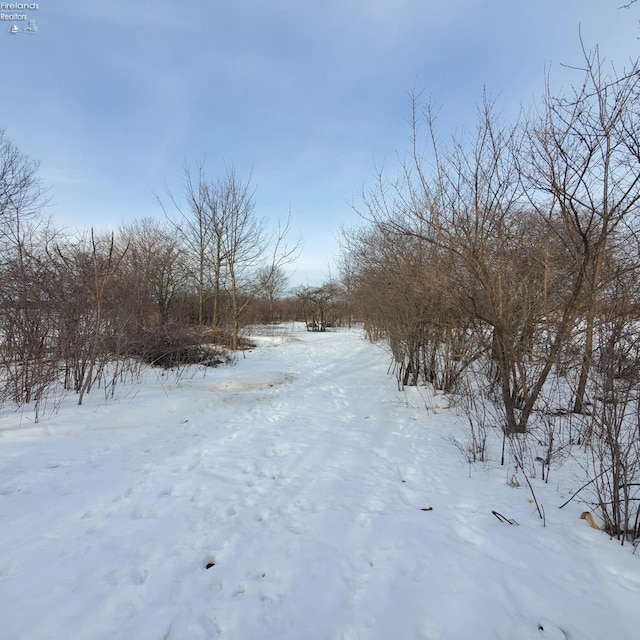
2;1;638;284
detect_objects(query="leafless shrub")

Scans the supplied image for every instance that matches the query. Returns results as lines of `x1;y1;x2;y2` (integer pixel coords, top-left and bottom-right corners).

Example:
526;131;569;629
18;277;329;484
127;325;234;369
582;313;640;543
452;377;493;463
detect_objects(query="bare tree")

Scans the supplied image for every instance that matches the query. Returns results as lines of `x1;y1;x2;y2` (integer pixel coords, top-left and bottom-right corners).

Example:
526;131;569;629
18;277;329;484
0;128;48;256
158;164;215;326
118;217;187;327
255;264;290;323
294;283;345;331
159;161;301;346
215;165;265;348
0;223;60;414
526;45;640;414
357;93;558;432
53;230;129;404
0;130;53;412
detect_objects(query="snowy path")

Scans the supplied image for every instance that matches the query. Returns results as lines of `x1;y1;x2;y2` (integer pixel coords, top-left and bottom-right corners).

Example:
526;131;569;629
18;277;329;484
1;326;639;639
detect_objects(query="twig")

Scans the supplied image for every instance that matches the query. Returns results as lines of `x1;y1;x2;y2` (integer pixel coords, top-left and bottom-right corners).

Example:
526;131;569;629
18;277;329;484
522;472;544;520
492;510;519;525
558;466;612;509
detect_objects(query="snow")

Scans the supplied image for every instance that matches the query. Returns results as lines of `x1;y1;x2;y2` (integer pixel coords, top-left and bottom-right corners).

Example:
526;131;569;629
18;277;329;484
1;324;639;639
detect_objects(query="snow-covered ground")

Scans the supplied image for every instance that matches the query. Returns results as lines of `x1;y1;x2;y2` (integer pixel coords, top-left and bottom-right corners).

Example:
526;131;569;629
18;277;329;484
1;324;639;639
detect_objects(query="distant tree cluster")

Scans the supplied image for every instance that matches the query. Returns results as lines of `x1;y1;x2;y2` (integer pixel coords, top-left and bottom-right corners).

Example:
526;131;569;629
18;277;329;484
340;46;640;542
293;283;348;331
